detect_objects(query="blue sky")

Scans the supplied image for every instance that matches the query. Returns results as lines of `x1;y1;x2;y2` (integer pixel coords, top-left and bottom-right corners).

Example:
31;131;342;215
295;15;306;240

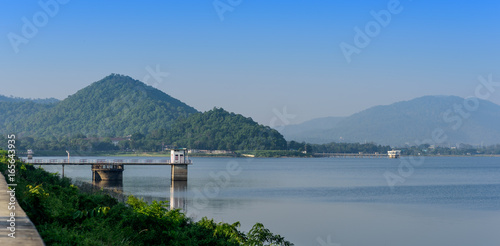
1;1;499;125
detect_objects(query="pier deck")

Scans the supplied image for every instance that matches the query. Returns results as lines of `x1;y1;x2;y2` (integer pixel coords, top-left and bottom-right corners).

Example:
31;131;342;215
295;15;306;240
0;175;45;246
22;158;192;165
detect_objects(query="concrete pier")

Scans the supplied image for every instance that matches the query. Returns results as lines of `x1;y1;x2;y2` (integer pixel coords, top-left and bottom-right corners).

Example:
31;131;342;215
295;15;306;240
92;164;124;182
171;164;188;181
26;148;192;185
0;175;45;246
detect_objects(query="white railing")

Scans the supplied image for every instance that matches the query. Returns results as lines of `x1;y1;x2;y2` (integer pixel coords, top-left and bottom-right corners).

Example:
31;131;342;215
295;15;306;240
22;158;192;165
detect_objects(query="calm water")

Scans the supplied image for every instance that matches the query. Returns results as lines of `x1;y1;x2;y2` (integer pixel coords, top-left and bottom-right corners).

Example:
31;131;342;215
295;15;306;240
38;156;500;246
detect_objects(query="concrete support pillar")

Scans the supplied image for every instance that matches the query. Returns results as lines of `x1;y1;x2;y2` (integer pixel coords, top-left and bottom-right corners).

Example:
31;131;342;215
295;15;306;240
171;164;188;181
92;164;124;182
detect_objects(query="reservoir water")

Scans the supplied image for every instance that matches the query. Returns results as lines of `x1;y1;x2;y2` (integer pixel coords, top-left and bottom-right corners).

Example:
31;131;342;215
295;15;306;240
38;156;500;246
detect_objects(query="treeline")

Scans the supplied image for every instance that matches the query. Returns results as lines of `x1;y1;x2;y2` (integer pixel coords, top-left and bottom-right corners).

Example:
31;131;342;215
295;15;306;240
400;143;500;156
4;132;500;157
0;100;56;133
1;108;288;152
0;94;59;104
143;108;287;150
0;134;120;152
310;142;391;154
0;150;293;245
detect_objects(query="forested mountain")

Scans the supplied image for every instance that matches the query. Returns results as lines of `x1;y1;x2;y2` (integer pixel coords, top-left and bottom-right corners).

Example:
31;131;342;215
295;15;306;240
1;74;287;151
0;95;59;104
1;74;197;137
279;96;500;146
142;108;288;150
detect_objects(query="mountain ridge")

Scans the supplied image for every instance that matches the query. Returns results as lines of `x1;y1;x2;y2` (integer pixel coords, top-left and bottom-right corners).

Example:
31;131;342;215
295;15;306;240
278;95;500;146
4;78;500;147
0;95;59;104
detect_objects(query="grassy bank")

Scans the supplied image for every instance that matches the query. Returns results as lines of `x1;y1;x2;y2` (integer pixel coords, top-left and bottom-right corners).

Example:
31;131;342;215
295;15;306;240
0;150;293;246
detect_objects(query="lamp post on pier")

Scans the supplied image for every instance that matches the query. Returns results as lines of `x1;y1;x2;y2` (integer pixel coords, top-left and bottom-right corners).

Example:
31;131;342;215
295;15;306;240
64;150;70;178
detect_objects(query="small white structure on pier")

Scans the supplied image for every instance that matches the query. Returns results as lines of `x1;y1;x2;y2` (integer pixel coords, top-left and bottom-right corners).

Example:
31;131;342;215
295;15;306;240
170;148;190;181
171;148;187;163
27;149;34;160
388;150;401;158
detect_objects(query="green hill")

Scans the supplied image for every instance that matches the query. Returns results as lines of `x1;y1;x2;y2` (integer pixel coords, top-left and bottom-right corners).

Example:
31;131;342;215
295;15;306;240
1;74;287;151
1;74;198;138
144;108;287;150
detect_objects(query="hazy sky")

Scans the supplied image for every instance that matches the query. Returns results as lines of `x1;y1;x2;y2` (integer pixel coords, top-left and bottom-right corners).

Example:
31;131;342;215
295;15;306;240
2;1;499;125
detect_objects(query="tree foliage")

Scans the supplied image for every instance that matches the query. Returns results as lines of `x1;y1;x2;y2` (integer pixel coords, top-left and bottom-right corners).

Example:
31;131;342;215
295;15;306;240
147;108;288;150
309;141;391;154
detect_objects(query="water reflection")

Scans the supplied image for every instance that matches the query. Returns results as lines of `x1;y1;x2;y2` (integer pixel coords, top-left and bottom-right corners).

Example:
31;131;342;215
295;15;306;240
91;174;188;212
170;180;187;211
92;180;123;193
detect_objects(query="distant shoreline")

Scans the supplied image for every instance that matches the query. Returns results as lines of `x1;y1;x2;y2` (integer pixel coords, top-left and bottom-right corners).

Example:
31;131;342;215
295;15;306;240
20;150;500;158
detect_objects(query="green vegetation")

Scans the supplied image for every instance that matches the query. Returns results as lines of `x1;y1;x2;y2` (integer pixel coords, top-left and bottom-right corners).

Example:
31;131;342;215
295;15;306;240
2;108;288;153
1;74;288;153
0;95;59;104
399;143;500;156
0;150;293;245
143;108;287;151
306;141;391;154
0;100;56;133
0;74;197;138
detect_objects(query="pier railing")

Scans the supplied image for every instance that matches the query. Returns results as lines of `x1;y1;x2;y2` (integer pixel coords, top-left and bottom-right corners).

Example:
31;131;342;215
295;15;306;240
22;158;193;165
92;164;125;170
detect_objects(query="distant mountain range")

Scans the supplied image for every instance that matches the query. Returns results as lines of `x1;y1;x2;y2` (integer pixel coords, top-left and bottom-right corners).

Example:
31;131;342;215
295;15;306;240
4;76;500;147
278;96;500;146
